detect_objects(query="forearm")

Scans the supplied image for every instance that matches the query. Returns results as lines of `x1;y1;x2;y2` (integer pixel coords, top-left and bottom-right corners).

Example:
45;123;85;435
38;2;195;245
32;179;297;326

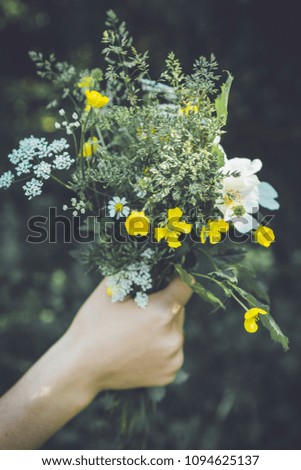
0;333;95;450
0;278;190;449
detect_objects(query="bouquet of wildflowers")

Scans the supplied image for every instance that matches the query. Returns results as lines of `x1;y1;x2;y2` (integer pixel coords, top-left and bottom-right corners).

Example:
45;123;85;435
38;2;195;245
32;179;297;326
0;10;288;429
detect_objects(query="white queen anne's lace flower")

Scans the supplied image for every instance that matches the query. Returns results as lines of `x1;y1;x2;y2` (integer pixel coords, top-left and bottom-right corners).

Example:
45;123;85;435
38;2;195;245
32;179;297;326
47;138;70;157
52;153;74;170
135;292;149;308
0;171;14;189
108;196;130;219
106;261;152;307
141;248;155;260
1;136;74;200
33;161;52;180
23;178;43;200
8;136;48;165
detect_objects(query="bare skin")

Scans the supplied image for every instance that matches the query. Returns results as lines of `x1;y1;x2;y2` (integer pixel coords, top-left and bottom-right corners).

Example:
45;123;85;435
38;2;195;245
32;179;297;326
0;277;192;449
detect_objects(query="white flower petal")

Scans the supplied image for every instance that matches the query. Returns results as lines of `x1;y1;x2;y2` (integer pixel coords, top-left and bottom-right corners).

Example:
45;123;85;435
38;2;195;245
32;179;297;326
250;158;262;174
259;181;280;210
233;213;259;234
244;189;260;213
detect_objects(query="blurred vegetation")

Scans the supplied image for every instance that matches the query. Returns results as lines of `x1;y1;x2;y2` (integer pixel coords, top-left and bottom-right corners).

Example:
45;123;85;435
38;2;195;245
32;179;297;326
0;0;301;449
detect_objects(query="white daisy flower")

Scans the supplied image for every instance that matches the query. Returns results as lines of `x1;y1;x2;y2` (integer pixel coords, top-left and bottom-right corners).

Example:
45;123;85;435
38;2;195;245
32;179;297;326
108;196;130;219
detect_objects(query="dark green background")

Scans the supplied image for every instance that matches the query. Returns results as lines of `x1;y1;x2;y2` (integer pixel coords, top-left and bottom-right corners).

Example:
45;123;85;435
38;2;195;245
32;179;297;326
0;0;300;449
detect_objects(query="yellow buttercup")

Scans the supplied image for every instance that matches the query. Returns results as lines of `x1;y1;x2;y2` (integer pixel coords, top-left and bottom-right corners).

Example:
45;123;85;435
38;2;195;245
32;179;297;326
154;207;192;249
85;90;109;109
244;307;268;333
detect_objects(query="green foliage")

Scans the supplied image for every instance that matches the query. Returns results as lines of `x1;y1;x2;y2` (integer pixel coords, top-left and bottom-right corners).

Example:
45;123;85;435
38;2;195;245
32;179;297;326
188;55;220;95
102;10;149;105
161;52;185;89
175;264;225;310
0;1;297;451
230;284;289;351
2;9;287;349
28;51;76;86
260;314;289;352
215;72;234;126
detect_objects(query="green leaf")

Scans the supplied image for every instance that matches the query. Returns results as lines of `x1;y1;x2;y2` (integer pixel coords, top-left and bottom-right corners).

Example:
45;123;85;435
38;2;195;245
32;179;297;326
175;264;195;285
212;142;226;167
175;264;225;310
212;245;248;266
260;314;289;352
212;267;238;284
231;285;288;351
194;283;226;310
214;72;234;126
231;285;269;311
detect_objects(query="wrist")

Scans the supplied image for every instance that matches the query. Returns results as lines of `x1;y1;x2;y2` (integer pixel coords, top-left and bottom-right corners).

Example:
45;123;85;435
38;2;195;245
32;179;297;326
0;332;98;450
53;332;101;410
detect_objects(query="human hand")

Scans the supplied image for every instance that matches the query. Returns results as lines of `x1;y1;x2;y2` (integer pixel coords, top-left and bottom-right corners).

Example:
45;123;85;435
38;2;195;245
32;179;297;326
65;277;192;401
0;277;192;449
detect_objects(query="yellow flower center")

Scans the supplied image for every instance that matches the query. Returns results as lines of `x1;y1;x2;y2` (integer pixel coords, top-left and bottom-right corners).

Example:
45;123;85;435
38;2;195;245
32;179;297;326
115;203;123;213
224;190;240;207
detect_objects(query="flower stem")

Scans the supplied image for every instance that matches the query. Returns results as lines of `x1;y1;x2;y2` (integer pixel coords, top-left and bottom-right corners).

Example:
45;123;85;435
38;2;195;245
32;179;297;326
229;291;249;311
50;174;72;190
190;272;231;296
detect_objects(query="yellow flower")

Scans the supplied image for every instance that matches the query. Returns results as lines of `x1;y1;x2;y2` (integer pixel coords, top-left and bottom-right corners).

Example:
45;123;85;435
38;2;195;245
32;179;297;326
254;226;275;248
200;219;229;244
154;208;192;249
106;287;113;297
125;211;149;236
85;90;109;109
81;137;98;158
78;76;92;88
179;103;198;115
244;307;269;333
